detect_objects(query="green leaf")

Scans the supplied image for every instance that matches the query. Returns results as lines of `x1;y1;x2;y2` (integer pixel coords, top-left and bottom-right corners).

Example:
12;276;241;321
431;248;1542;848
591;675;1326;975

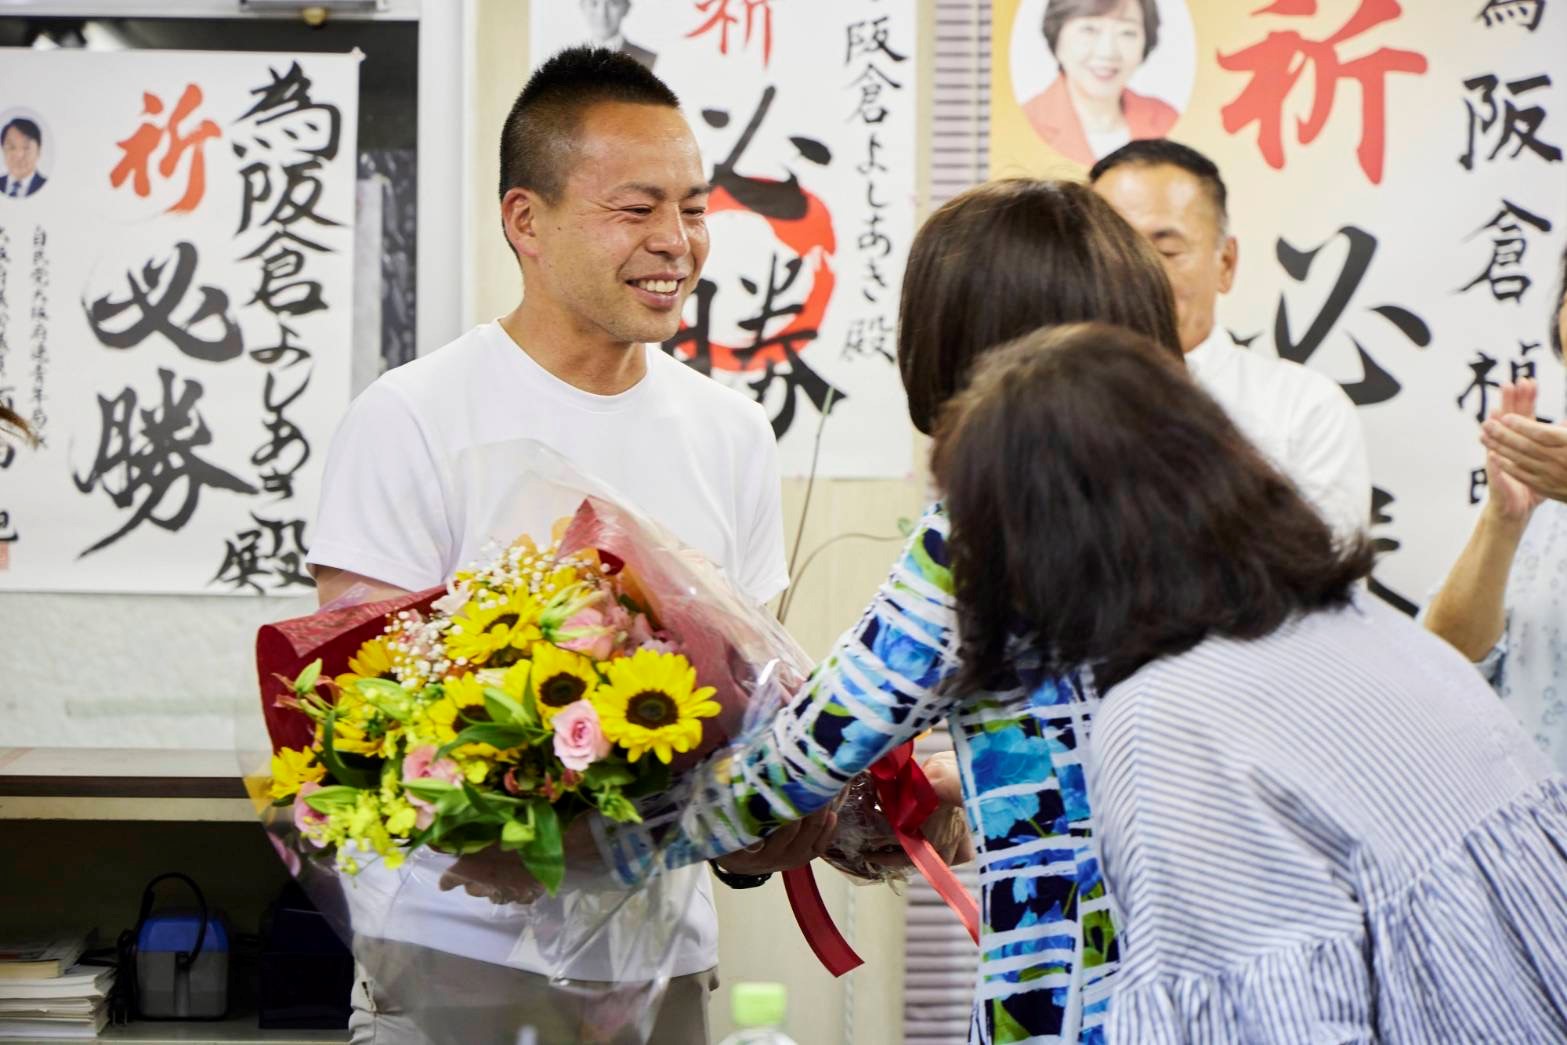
425;805;485;845
319;710;381;790
434;787;473;817
461;781;507;823
293;659;322;696
471;790;530;809
581;761;636;789
482;687;529;728
501;814;535;847
431;819;502;854
520;801;565;895
355;677;414;718
401;778;457;803
435;723;529;761
302;785;362;813
594;788;642;824
521;674;542;726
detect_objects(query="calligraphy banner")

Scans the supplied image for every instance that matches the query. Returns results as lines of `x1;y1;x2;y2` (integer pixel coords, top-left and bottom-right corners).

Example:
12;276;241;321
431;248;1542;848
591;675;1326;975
990;0;1567;610
0;49;359;595
530;1;916;478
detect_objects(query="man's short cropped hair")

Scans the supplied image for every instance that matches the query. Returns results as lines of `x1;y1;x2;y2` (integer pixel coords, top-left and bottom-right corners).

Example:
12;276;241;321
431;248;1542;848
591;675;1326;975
1089;139;1230;232
499;46;680;205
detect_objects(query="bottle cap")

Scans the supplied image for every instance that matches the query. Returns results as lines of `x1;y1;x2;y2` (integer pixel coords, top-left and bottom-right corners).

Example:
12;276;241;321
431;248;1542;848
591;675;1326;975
731;981;787;1028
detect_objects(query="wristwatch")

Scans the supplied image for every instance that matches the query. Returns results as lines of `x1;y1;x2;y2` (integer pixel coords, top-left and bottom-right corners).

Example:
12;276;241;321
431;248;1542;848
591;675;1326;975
708;859;772;889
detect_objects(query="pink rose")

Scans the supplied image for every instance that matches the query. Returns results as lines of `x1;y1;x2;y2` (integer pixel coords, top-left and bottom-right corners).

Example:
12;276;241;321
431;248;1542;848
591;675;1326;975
552;701;612;771
293;780;329;846
557;607;617;661
402;744;464;829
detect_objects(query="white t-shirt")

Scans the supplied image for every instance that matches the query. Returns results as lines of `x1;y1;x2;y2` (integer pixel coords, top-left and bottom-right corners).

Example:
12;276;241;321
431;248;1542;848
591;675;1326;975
1186;328;1371;542
308;321;789;979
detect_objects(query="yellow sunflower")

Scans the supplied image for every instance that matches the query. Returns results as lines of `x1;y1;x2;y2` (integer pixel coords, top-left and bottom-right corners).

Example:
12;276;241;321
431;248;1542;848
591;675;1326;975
530;642;600;724
591;650;719;764
334;635;400;697
321;650;403;759
422;672;508;759
444;590;542;667
270;747;325;800
349;636;397;679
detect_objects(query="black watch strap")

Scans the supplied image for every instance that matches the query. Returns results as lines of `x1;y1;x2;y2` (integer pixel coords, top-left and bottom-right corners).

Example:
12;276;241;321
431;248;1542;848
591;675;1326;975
708;859;773;889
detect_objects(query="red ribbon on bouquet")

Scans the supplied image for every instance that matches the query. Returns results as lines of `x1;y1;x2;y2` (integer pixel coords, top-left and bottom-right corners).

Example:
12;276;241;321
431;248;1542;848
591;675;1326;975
782;865;864;977
783;741;980;977
869;742;981;945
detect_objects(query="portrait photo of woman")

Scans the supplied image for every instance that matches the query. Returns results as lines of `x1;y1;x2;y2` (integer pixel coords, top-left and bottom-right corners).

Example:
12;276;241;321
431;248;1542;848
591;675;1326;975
1016;0;1187;166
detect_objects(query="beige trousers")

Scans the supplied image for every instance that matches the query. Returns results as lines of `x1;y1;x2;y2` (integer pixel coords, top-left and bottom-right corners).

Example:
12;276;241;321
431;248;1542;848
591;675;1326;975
347;937;717;1045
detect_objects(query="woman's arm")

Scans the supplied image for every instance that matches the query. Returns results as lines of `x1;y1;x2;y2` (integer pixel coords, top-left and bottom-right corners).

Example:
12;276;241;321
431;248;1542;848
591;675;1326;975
597;504;963;884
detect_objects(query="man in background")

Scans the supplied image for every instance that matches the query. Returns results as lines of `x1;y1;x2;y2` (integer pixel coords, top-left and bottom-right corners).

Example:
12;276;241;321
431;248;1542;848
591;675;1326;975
1;118;46;198
581;0;657;70
1092;138;1371;541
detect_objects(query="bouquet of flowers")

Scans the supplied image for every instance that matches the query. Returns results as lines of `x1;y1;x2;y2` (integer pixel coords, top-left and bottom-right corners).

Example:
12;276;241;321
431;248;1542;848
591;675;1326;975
266;524;723;894
246;441;971;1041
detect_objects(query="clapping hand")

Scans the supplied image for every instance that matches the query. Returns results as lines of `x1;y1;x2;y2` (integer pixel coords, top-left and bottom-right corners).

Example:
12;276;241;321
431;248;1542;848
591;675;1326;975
1480;379;1555;518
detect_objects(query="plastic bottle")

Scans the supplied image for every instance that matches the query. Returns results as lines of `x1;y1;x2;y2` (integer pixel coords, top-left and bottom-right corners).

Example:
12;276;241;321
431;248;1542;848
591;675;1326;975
715;981;800;1045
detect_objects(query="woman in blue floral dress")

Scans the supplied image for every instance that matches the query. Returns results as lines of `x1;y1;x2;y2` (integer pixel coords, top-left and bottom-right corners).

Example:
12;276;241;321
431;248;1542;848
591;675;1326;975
601;179;1184;1044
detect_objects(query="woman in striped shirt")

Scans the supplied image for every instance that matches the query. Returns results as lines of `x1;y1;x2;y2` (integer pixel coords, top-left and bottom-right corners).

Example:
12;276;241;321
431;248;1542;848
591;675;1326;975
602;179;1183;1044
934;323;1567;1042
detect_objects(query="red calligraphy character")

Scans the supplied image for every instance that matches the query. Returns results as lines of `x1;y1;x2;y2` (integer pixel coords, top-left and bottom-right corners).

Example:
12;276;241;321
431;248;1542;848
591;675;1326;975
109;84;223;213
1218;0;1427;184
687;0;774;67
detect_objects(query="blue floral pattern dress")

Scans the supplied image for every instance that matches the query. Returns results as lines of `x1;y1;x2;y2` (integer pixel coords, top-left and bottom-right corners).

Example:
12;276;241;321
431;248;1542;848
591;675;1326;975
600;504;1122;1044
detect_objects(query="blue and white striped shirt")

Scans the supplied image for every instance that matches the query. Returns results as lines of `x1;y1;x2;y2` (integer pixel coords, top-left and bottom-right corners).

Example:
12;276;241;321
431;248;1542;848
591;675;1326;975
1094;593;1567;1043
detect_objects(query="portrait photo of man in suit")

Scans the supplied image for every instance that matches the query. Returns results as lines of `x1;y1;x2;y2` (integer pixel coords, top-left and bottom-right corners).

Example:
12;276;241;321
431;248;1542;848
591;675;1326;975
1;117;47;199
580;0;656;70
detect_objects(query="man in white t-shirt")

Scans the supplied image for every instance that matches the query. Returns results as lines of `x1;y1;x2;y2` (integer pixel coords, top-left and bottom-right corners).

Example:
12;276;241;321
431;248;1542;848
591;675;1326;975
1091;139;1371;541
308;46;833;1044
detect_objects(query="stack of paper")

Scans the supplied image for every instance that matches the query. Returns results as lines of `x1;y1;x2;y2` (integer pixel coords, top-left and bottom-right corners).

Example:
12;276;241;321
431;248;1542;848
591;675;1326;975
0;947;113;1040
0;936;90;981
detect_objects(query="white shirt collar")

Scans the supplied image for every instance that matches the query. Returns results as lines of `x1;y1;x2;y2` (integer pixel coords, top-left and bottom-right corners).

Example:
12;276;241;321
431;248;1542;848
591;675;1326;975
1184;325;1230;380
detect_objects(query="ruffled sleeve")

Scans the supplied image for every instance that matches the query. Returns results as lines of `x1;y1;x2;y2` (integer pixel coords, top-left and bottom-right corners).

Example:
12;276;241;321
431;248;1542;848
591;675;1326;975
1106;778;1567;1044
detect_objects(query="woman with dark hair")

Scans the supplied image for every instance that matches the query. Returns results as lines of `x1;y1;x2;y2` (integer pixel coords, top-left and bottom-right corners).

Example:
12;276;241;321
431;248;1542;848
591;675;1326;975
934;322;1567;1042
1021;0;1178;166
602;179;1182;1043
1427;245;1567;772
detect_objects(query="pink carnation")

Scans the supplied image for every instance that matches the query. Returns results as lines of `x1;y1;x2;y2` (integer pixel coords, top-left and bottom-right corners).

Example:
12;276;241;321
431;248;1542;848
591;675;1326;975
552;701;612;771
